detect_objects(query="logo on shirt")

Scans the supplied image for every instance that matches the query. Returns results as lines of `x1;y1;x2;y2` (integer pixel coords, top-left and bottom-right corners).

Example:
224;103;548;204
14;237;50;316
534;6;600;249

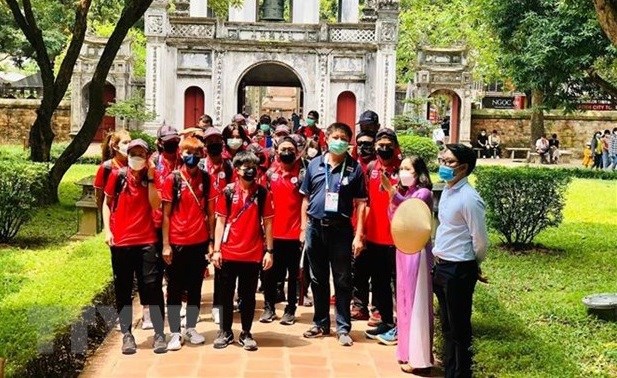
371;170;379;179
199;183;203;191
232;194;239;204
219;172;226;179
291;177;298;184
271;173;279;181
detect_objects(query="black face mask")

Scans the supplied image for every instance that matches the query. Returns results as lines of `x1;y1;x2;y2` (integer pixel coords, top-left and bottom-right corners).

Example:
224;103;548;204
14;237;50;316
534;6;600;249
163;141;179;154
358;142;375;158
242;167;257;182
376;146;395;160
207;143;223;156
280;151;296;164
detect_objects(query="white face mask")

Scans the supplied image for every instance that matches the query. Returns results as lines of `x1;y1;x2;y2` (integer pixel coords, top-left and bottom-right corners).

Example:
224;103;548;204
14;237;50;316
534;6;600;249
307;147;318;158
227;138;243;150
128;156;146;171
117;143;129;157
399;170;416;187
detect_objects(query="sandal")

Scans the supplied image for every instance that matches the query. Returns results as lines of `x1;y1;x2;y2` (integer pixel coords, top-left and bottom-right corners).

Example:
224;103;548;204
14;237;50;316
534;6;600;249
303;326;329;338
400;364;414;374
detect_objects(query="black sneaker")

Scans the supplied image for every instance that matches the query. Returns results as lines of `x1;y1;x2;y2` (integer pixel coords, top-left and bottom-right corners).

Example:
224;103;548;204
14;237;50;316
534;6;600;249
239;331;258;351
122;332;137;355
259;308;276;323
280;312;296;325
152;333;167;354
365;323;394;340
213;330;233;349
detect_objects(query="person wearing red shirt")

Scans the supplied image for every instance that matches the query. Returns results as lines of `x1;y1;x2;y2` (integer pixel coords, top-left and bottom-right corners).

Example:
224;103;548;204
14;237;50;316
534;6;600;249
211;151;274;351
259;136;304;325
152;125;182;231
102;139;166;355
297;110;327;151
161;137;216;351
355;131;376;172
356;129;401;340
94;130;130;211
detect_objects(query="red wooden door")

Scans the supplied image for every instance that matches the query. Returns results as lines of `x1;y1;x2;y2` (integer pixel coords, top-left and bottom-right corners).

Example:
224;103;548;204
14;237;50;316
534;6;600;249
94;84;116;142
184;87;205;128
336;91;356;130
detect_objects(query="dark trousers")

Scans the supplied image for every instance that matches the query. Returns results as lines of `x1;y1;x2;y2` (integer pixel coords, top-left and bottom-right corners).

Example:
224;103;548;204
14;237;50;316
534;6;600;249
213;267;222;307
352;241;396;325
220;261;260;333
306;219;354;334
433;260;478;378
262;239;302;313
166;243;207;333
110;245;165;335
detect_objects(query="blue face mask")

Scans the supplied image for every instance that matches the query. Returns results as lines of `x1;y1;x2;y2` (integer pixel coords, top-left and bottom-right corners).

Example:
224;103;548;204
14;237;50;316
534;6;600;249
183;153;199;168
328;139;349;155
438;165;456;182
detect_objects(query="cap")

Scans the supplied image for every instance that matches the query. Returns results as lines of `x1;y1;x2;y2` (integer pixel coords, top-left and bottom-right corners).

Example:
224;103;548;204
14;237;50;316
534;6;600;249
274;124;291;135
307;110;319;120
127;139;149;153
390;198;432;254
357;110;379;125
157;125;180;141
203;127;223;140
233;114;246;123
291;134;306;146
259;114;272;125
375;128;398;145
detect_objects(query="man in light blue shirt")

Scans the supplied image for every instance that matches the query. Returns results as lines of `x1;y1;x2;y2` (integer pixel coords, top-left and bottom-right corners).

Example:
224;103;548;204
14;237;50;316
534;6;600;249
433;144;488;378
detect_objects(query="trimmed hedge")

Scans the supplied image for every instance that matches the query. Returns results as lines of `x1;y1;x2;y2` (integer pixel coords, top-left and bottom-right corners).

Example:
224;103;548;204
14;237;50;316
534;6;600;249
475;165;617;181
398;135;440;168
475;166;572;250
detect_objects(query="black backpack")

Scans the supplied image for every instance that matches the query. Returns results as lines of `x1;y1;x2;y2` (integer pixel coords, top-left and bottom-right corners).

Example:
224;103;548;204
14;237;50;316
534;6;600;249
222;183;267;219
198;158;233;186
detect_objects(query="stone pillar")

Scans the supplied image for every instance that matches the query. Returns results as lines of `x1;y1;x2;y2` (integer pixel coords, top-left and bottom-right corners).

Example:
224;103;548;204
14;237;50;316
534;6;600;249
339;0;359;23
229;0;257;22
144;0;170;134
316;50;331;126
292;0;319;24
374;3;399;128
190;0;208;17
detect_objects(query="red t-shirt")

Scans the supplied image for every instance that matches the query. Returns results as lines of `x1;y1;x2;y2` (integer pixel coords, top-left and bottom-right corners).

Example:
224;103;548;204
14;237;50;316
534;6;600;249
161;166;216;246
298;126;326;151
365;159;400;245
269;162;303;240
104;169;157;247
152;153;182;229
215;183;274;263
204;157;233;200
94;158;125;190
351;156;373;230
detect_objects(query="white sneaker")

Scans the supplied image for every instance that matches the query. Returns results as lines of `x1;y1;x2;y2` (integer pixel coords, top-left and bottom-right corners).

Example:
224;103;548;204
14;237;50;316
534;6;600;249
184;328;205;345
167;332;183;351
303;295;313;307
212;308;221;324
141;307;153;330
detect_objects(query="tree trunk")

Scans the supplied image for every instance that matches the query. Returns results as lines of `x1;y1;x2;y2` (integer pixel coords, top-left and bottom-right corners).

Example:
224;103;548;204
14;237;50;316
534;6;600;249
594;0;617;46
530;89;544;147
28;105;56;162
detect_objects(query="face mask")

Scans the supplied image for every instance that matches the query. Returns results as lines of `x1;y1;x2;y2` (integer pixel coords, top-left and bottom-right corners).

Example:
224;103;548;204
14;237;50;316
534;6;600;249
183;153;199;168
376;146;394;160
260;124;270;132
227;138;243;150
207;143;223;156
438;165;456;182
328;139;349;155
399;170;416;187
280;151;296;164
306;118;316;126
128;156;146;171
307;147;318;159
481;132;486;136
117;143;129;157
163;141;179;154
358;143;375;157
242;167;257;182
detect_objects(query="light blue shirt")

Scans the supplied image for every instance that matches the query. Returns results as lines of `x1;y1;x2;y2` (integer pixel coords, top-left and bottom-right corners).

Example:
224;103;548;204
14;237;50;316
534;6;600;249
433;177;488;263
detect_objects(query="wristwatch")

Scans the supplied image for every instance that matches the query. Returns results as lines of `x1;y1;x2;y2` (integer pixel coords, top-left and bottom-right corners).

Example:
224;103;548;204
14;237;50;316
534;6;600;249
265;249;273;254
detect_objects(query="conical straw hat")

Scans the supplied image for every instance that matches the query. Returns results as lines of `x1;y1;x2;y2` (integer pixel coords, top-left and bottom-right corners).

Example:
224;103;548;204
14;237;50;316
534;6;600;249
390;198;432;254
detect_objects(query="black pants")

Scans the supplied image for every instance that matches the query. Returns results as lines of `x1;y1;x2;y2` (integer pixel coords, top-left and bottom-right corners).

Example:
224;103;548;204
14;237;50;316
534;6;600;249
213;267;222;308
352;241;396;325
220;261;260;333
166;243;207;333
111;244;165;335
433;260;478;378
262;239;302;313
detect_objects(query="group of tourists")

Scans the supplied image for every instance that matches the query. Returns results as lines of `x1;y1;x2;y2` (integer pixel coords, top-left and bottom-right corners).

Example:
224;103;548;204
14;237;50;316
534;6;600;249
95;109;488;377
476;129;501;159
583;128;617;169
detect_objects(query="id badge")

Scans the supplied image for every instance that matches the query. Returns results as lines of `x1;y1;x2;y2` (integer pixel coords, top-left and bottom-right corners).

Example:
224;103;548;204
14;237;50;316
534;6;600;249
325;192;339;213
222;223;231;243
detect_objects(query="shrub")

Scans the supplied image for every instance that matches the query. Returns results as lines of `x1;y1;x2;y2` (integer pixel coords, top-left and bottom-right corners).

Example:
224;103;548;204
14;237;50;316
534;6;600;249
392;113;433;137
398;135;440;168
129;131;157;152
0;161;49;242
475;165;617;181
475;166;572;250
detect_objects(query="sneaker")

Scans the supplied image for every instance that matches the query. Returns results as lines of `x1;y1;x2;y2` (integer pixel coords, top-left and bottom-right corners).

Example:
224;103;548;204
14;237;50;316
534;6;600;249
376;327;398;346
239;331;258;351
166;332;183;351
259;308;276;323
184;328;205;345
213;330;234;349
280;312;296;325
303;295;313;307
212;307;221;324
351;308;370;321
365;323;394;340
152;333;167;354
121;333;137;355
141;307;153;330
337;333;353;346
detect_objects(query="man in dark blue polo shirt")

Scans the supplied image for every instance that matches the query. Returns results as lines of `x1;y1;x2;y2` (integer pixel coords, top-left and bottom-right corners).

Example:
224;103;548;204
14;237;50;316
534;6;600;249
299;122;367;347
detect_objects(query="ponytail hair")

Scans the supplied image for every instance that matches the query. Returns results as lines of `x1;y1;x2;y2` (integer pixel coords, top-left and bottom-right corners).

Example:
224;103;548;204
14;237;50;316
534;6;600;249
101;130;130;161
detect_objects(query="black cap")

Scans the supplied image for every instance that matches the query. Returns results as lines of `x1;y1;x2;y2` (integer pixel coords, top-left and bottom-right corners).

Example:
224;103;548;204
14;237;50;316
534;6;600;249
259;114;271;125
357;110;379;125
307;110;319;120
375;128;398;145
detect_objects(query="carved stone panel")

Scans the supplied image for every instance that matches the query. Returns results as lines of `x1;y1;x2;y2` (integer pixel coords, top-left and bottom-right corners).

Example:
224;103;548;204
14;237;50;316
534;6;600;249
146;15;165;36
178;51;212;70
332;57;364;74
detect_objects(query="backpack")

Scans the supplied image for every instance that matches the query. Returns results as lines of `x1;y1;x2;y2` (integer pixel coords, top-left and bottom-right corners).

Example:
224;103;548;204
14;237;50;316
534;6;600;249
170;167;211;214
198;158;233;185
223;183;267;220
110;167;131;212
102;159;114;187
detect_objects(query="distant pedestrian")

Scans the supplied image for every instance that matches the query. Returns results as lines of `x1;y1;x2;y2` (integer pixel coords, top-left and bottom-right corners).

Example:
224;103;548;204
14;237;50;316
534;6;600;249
610;127;617;170
590;132;603;169
601;129;611;169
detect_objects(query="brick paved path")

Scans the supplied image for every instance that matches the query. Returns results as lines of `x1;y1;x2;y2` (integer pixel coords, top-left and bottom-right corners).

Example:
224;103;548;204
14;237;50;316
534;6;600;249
81;273;443;378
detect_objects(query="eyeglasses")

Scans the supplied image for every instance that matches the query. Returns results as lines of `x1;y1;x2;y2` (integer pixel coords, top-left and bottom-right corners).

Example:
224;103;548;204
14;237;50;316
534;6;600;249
438;158;459;166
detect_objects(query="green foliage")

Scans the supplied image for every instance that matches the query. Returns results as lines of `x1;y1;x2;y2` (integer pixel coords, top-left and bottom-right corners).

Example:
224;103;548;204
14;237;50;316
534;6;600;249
0;161;48;242
476;165;617;181
392;114;432;137
475;166;572;249
106;90;156;122
0;144;100;165
129;131;157;152
398;135;439;168
91;23;147;79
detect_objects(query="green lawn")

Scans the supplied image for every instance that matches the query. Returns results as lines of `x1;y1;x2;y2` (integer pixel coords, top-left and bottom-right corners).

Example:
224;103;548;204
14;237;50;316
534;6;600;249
474;178;617;377
0;164;112;376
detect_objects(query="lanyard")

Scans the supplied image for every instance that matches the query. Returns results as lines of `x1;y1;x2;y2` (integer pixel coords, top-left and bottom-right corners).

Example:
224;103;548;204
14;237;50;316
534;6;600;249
228;185;260;225
179;171;202;209
324;156;346;192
